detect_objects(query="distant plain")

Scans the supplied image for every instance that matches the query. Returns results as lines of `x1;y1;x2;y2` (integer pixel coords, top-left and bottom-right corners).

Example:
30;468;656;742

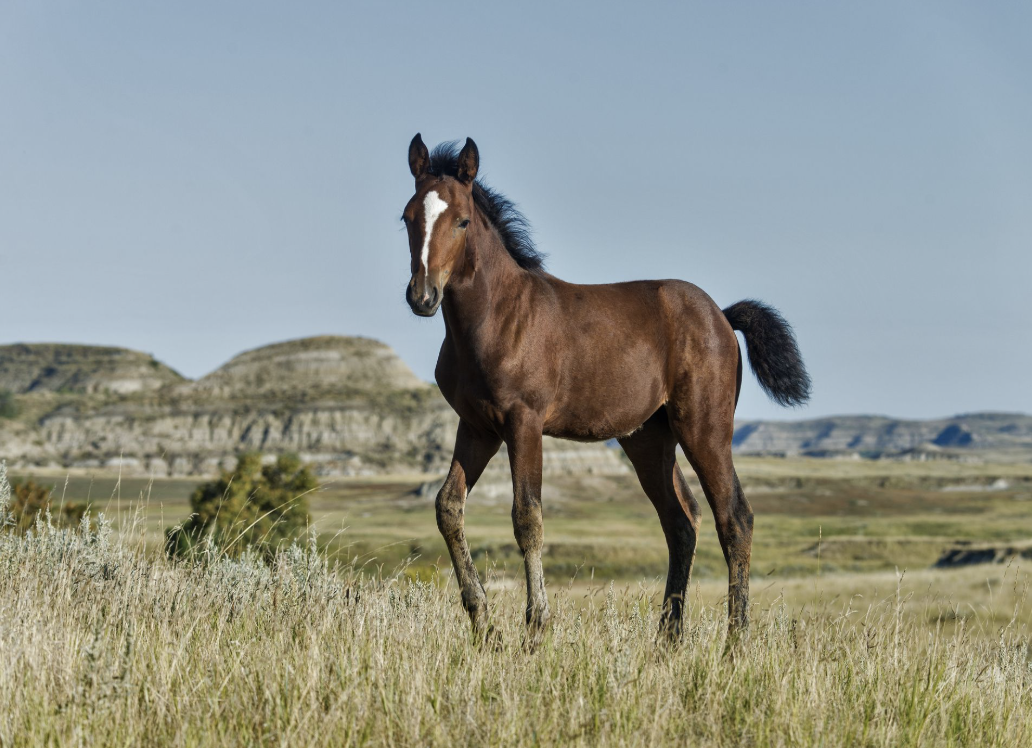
16;455;1032;634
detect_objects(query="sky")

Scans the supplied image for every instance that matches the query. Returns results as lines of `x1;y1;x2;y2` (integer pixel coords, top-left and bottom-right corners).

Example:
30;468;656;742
1;1;1029;421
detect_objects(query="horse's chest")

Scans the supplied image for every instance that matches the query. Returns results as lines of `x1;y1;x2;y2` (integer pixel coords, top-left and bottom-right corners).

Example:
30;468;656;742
435;347;542;431
437;376;507;433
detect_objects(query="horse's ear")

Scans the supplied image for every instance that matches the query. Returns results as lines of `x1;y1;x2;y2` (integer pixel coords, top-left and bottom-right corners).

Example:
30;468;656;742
456;138;479;184
409;133;430;180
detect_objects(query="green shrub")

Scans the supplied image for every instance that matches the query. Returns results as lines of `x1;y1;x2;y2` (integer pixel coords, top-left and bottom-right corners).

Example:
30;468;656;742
165;453;316;560
3;477;88;533
0;389;17;419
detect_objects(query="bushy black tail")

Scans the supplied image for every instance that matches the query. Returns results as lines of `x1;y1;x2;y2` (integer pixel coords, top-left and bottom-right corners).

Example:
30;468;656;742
723;300;811;407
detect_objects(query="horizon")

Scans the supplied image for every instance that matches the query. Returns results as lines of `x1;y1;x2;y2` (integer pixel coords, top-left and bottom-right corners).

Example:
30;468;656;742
2;2;1030;421
1;334;1028;425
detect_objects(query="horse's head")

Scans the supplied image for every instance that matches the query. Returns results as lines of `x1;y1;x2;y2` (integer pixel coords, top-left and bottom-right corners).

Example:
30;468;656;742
402;133;479;317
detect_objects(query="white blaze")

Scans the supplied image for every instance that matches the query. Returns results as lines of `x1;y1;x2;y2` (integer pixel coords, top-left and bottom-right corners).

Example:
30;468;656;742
420;190;449;273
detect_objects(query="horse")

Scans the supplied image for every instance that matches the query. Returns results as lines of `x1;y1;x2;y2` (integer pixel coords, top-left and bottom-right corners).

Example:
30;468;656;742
401;134;810;645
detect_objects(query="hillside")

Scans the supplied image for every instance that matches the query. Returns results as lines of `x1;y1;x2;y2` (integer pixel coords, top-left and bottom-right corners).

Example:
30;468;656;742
190;336;428;397
2;339;1029;476
0;337;627;478
732;412;1032;459
0;343;184;394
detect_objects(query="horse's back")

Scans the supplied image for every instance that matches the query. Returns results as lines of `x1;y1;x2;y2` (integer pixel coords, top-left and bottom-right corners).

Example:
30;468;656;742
548;276;734;362
540;276;737;441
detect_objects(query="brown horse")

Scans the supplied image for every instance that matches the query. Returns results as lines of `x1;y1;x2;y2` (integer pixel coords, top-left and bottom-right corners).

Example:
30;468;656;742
402;134;810;645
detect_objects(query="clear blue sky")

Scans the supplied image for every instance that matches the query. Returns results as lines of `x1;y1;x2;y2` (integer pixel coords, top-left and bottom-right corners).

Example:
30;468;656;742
1;2;1029;420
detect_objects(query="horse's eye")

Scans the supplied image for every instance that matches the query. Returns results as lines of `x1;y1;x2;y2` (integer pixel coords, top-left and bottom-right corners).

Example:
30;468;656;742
458;219;470;229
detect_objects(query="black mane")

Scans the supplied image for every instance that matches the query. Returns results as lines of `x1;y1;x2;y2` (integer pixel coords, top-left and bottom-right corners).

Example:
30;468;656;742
428;142;546;272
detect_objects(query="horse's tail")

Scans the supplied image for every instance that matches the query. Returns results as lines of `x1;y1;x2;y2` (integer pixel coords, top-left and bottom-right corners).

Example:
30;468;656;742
723;299;811;407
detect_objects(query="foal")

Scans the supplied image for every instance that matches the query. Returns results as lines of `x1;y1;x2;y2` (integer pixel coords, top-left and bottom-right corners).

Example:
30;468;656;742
401;135;810;644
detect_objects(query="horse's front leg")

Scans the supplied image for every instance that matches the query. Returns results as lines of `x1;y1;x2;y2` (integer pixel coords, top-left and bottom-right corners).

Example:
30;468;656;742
436;420;502;638
505;409;549;647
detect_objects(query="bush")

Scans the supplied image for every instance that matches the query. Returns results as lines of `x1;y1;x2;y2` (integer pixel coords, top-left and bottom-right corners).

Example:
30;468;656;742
165;453;316;560
0;389;17;419
0;476;88;533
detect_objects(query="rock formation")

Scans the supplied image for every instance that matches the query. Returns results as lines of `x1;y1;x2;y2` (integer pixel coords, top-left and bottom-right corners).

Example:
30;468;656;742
935;540;1032;568
0;337;628;478
731;412;1032;459
2;338;1028;476
0;343;183;395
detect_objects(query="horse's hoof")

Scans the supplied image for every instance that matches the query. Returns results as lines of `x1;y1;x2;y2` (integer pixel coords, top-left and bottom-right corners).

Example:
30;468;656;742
655;622;683;648
522;622;550;653
473;623;503;651
722;624;749;661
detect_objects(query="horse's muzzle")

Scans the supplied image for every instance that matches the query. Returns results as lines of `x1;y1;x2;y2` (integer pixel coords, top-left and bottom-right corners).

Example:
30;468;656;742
406;280;442;317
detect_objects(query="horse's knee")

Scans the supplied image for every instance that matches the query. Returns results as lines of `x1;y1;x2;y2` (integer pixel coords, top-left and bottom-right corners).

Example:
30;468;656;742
729;495;754;546
435;482;465;538
738;503;754;537
713;491;753;539
670;509;698;543
731;474;753;530
511;499;543;554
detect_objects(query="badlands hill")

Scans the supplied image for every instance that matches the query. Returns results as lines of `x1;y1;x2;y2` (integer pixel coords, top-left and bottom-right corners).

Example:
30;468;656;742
0;337;627;478
732;412;1032;460
1;338;1029;476
0;343;184;394
191;336;427;396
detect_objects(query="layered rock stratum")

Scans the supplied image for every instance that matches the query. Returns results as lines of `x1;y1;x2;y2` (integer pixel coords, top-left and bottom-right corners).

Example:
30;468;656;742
0;343;184;395
0;337;628;477
732;413;1032;459
1;338;1029;477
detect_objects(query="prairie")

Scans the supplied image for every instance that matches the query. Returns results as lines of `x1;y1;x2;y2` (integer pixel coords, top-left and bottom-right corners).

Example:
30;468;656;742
21;455;1032;585
2;456;1031;746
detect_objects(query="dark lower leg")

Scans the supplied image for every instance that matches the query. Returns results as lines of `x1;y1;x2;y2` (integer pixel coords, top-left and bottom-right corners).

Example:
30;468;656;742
658;465;700;637
619;420;700;640
506;411;549;645
513;484;549;640
718;471;753;634
436;423;501;636
437;478;488;631
676;422;753;638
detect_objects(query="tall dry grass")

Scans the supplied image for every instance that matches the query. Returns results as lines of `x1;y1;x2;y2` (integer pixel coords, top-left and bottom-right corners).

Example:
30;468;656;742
0;461;1030;747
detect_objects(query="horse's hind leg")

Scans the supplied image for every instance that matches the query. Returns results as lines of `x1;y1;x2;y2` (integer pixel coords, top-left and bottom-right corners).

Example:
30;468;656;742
437;420;502;638
619;410;700;640
668;399;753;638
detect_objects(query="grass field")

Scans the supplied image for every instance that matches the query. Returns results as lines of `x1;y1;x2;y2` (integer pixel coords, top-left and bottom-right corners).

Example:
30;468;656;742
10;457;1032;634
2;456;1032;747
18;454;1032;586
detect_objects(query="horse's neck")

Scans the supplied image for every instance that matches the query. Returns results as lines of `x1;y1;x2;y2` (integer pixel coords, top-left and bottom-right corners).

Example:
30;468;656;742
441;221;533;354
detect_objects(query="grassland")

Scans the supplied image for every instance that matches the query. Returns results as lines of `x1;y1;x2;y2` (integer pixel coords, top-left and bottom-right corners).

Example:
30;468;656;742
13;456;1032;639
3;456;1032;746
21;455;1032;586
